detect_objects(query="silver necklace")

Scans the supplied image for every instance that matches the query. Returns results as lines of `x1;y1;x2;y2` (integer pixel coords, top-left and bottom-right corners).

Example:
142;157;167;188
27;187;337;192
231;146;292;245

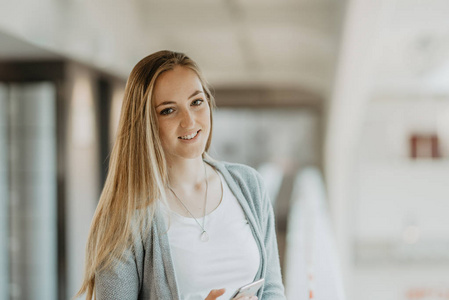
168;162;209;242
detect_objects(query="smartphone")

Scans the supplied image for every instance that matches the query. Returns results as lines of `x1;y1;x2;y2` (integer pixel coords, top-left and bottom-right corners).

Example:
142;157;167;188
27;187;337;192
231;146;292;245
230;278;265;299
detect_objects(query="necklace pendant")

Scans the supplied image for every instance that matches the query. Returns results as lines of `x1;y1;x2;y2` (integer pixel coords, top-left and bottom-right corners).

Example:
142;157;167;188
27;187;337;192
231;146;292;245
200;231;209;242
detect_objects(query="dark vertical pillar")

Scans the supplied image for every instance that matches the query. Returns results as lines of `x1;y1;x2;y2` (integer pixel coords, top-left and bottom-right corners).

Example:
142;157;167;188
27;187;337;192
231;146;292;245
97;78;111;188
55;79;67;300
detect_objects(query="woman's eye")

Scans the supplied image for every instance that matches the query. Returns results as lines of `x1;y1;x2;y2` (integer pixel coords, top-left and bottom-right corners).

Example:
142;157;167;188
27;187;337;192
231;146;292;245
160;108;174;115
192;99;204;106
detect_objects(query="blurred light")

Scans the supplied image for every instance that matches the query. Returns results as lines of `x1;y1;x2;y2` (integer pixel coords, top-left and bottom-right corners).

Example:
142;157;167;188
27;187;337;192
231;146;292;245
402;224;421;245
109;85;124;143
71;76;95;147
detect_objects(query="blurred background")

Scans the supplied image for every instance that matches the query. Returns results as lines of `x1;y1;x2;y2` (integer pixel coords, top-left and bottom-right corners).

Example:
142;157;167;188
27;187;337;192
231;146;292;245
0;0;449;299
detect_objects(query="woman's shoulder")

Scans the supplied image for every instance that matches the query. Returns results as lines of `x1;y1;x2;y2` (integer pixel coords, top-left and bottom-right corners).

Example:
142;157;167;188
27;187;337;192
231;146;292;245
206;158;264;189
207;159;271;222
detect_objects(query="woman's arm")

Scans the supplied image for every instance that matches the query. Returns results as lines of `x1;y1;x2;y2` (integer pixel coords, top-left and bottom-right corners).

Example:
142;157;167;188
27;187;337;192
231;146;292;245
95;247;141;299
95;225;145;299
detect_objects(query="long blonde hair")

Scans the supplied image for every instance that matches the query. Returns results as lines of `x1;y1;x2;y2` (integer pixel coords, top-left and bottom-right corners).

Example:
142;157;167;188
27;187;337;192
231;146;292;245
76;50;215;299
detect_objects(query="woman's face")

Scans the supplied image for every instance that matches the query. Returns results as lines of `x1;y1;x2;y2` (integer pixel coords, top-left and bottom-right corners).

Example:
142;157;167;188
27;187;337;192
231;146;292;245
153;66;211;162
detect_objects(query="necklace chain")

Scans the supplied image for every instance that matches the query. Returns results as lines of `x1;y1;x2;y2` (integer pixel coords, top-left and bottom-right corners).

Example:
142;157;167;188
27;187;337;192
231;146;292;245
168;162;209;241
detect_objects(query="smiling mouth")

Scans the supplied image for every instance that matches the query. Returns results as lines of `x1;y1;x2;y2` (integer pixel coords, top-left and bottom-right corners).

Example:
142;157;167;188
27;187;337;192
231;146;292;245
179;130;200;140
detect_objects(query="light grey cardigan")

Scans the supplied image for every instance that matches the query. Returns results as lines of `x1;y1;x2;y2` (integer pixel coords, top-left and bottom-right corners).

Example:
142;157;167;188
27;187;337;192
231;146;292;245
96;160;286;299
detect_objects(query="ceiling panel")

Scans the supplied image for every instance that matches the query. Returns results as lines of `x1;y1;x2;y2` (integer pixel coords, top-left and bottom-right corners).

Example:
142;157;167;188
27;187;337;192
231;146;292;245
0;31;58;60
166;29;245;72
373;0;449;93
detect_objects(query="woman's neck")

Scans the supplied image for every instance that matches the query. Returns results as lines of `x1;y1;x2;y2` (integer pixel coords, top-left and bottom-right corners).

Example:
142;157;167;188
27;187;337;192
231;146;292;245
166;156;206;191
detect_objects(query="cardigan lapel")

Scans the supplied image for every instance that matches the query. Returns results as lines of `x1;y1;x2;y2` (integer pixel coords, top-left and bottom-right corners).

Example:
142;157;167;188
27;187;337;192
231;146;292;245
153;207;180;299
204;159;266;280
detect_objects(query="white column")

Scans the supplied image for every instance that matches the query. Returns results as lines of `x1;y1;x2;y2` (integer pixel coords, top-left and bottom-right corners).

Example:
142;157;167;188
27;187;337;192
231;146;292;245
65;67;100;299
324;0;395;297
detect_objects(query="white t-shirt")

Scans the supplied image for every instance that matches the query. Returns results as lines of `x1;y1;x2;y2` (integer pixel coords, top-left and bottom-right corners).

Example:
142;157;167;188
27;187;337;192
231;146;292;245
161;172;261;300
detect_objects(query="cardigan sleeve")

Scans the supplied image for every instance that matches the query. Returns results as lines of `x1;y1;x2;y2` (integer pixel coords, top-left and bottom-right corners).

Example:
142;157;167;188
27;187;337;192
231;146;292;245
256;171;287;299
95;225;145;299
95;249;140;299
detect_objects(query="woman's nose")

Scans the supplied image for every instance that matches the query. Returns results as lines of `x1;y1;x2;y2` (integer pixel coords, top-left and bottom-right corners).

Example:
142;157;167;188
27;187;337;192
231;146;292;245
180;109;195;128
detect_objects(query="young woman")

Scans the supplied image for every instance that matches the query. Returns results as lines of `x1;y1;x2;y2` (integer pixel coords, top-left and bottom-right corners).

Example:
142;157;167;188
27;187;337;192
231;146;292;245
77;51;286;300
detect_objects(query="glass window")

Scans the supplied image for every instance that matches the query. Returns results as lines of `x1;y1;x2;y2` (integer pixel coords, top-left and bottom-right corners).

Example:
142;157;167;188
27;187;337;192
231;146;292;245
2;82;57;300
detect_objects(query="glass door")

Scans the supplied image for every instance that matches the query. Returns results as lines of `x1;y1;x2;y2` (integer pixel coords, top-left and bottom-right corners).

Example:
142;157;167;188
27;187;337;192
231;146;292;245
0;82;57;300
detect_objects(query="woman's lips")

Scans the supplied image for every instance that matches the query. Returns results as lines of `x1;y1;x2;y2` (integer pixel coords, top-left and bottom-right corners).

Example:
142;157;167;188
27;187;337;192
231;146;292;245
178;129;200;140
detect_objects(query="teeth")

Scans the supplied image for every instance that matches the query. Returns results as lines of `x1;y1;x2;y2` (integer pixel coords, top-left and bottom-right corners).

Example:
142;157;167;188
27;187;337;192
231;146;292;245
180;131;198;140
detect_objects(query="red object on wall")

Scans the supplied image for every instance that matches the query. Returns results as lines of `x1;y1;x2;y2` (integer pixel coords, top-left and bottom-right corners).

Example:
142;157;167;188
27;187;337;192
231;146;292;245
410;134;440;159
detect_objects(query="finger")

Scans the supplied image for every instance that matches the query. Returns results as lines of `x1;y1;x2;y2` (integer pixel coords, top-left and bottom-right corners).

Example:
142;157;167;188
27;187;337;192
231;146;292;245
235;296;258;300
205;288;226;300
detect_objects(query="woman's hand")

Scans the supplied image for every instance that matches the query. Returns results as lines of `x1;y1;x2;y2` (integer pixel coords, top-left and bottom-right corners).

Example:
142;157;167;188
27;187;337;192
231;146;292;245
205;289;226;300
204;288;258;300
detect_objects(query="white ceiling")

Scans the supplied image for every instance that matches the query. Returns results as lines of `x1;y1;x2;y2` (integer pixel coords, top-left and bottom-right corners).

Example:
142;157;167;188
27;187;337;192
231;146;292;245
372;0;449;94
0;0;448;96
0;31;58;60
0;0;342;96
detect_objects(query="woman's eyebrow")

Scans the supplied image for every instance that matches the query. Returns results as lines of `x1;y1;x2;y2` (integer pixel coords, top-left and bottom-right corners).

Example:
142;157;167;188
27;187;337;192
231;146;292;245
188;90;204;99
155;101;176;108
155;90;204;108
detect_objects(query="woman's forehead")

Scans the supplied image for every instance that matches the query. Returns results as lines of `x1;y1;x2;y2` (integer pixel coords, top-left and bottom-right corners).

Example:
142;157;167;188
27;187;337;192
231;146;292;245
153;66;203;105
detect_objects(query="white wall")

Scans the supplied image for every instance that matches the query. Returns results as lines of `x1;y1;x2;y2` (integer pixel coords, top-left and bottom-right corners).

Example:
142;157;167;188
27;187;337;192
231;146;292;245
351;97;449;300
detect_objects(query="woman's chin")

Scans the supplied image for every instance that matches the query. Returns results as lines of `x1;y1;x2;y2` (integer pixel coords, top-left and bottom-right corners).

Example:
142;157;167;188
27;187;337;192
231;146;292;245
166;149;206;162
